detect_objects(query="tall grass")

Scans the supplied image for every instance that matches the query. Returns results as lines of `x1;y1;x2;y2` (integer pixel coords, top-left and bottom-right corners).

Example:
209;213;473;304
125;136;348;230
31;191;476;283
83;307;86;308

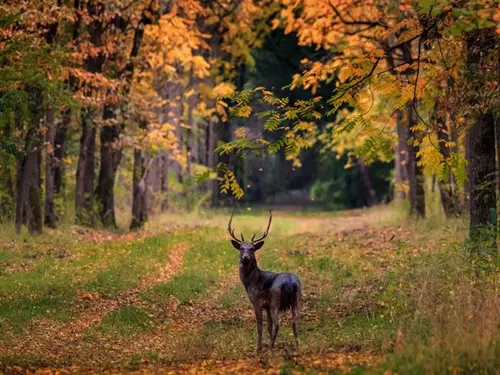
378;218;499;374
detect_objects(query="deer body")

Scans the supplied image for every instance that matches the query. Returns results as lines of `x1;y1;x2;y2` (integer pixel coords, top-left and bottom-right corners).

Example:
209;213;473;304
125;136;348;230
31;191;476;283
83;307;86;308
228;211;301;351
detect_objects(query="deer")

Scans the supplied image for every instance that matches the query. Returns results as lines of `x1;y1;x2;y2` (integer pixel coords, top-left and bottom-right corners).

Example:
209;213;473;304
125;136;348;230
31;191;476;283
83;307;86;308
228;209;301;351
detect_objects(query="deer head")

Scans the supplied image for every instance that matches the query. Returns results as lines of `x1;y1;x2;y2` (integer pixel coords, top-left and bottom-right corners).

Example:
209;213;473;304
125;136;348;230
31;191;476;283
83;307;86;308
228;209;272;265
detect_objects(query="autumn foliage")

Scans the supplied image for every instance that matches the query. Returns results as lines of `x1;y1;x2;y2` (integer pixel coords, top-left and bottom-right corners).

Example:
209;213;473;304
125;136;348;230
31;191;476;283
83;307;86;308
0;0;499;243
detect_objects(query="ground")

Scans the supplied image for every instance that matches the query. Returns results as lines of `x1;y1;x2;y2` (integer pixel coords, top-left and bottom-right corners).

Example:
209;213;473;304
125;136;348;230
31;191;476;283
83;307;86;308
0;207;498;374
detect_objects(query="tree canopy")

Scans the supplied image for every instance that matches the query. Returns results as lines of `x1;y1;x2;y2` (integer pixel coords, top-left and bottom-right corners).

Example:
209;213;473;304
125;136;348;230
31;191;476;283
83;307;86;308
0;0;499;245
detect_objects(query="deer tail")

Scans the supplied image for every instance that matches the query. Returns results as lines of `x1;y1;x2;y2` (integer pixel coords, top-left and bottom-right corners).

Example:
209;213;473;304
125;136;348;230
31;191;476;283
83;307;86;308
279;281;298;312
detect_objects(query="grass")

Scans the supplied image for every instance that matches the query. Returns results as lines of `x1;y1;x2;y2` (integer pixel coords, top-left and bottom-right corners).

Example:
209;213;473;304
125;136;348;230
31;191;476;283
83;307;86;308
377;246;500;374
0;233;175;333
97;306;154;337
145;271;207;306
140;227;235;306
219;283;245;308
0;207;498;374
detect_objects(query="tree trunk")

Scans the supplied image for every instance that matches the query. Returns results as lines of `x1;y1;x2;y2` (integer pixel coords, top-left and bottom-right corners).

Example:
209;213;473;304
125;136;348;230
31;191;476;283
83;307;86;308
15;86;44;234
175;86;184;184
186;124;193;178
359;159;377;207
44;106;58;227
96;105;122;227
161;153;169;211
131;149;149;229
75;111;97;226
465;29;497;244
27;149;43;234
407;105;425;217
186;84;197;178
131;148;143;229
75;0;104;227
16;149;43;234
199;124;206;167
54;108;69;194
396;43;425;217
15;158;27;234
95;18;148;226
468;113;496;239
496;118;500;228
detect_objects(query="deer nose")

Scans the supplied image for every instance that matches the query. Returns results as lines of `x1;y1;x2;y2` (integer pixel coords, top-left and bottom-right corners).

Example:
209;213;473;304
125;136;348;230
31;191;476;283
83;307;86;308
241;255;250;263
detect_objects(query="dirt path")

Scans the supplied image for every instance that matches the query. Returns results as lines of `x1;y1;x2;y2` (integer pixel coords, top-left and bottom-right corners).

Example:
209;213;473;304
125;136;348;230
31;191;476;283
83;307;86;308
3;242;191;362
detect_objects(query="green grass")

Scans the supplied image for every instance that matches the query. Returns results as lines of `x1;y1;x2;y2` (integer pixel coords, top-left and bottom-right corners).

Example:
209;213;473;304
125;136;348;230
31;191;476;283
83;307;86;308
180;321;254;360
97;306;153;337
140;227;235;306
0;234;175;333
147;273;206;305
375;246;500;375
219;283;245;308
0;208;498;374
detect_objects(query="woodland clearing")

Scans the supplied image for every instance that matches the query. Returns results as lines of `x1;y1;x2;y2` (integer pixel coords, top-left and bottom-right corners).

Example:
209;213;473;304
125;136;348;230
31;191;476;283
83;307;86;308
0;206;498;374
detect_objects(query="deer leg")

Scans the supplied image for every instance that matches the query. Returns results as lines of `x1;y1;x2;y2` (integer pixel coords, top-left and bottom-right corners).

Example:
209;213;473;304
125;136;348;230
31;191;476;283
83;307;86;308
292;307;299;348
266;307;273;343
255;307;263;351
270;307;279;348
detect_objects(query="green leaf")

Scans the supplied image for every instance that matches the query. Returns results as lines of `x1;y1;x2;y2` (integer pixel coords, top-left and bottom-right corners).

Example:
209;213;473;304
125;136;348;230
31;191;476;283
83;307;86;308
195;170;211;185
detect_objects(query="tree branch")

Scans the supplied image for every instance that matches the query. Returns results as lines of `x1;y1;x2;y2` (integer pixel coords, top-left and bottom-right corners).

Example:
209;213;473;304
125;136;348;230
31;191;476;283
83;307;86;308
331;19;440;103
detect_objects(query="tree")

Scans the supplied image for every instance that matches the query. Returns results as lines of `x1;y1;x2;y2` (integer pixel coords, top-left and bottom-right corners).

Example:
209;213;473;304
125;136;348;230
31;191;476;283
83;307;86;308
44;106;58;228
96;1;161;228
210;0;431;215
0;1;71;234
465;29;497;244
74;1;106;226
212;0;498;231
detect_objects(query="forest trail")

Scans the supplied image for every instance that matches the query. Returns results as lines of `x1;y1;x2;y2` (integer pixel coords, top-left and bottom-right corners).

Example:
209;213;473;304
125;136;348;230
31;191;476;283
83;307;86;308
2;242;191;364
0;209;437;374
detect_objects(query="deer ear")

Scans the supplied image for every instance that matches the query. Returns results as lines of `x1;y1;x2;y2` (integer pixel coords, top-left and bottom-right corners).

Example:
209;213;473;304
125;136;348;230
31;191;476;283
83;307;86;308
231;240;241;250
253;241;264;251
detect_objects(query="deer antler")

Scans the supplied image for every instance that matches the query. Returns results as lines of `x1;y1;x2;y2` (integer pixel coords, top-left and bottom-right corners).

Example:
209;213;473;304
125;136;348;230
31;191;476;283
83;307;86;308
228;209;243;243
252;210;272;243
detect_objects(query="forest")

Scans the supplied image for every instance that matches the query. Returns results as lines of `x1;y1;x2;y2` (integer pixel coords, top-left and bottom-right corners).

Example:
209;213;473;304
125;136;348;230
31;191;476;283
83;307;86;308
0;0;499;374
